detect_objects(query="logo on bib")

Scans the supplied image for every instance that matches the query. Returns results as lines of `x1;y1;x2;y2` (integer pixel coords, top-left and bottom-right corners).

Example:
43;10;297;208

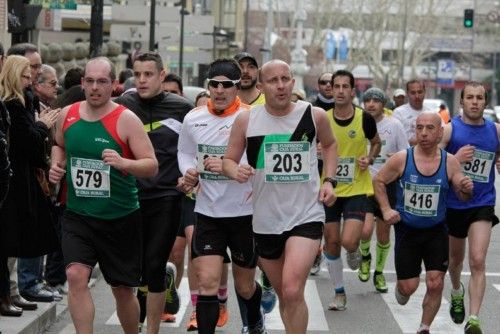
348;130;356;138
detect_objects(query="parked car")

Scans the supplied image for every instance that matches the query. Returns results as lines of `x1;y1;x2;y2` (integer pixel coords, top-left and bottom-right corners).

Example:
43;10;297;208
483;108;499;123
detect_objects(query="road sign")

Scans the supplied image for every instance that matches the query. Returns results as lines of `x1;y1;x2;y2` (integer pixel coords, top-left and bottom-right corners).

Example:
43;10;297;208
437;59;455;87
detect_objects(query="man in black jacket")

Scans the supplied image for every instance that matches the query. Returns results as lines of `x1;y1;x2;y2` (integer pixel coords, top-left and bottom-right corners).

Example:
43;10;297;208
115;52;194;334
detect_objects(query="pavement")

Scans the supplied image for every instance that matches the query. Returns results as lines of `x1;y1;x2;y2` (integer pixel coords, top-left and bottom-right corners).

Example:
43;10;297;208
0;267;100;334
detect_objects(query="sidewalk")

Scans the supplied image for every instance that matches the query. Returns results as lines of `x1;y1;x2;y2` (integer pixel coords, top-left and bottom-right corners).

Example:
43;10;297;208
0;267;101;334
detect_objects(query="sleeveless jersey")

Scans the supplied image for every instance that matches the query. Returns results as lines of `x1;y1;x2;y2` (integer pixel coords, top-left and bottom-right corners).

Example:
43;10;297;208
246;100;325;234
177;99;252;217
446;116;499;208
63;102;139;219
326;107;373;196
396;147;449;228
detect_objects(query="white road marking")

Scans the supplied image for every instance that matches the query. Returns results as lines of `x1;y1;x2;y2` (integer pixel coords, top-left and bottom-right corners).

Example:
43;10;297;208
381;283;462;333
265;279;329;331
105;278;190;328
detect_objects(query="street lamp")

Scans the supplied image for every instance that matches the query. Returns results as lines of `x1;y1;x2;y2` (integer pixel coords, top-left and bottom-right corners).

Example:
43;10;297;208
203;26;228;60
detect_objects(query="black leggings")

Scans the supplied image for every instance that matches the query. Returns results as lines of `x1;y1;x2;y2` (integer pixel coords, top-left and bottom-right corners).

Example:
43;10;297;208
139;196;181;292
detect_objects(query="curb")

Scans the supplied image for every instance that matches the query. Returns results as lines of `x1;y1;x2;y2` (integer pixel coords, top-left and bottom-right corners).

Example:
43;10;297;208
0;266;101;334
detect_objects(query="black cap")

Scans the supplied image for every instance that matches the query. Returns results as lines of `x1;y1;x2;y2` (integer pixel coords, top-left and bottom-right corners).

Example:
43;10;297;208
234;52;258;67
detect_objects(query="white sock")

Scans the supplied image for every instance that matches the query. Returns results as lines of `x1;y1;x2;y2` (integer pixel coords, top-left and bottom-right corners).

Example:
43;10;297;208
324;252;344;291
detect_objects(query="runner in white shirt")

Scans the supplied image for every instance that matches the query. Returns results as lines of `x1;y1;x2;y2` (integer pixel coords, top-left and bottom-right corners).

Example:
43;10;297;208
177;58;265;334
392;79;431;146
357;87;409;293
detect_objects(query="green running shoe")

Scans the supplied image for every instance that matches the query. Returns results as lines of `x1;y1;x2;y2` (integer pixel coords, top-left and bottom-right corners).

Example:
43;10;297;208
449;282;465;324
373;272;388;293
358;254;371;282
464;316;482;334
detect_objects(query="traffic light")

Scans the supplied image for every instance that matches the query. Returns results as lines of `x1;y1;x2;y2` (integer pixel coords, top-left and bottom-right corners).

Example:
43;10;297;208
464;9;474;28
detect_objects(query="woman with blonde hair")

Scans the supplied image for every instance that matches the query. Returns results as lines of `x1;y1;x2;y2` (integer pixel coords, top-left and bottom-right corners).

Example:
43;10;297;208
0;55;60;312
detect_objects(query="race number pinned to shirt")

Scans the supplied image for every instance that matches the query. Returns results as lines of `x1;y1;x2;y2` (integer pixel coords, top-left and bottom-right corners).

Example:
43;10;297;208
197;144;230;181
336;157;355;183
462;149;494;183
404;182;440;217
264;142;310;183
70;157;110;197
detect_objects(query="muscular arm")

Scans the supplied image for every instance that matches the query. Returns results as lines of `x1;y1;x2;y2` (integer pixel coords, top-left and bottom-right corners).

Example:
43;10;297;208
222;111;253;183
115;109;158;178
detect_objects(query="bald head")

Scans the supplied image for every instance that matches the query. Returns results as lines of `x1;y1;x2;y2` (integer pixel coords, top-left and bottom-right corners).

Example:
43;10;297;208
85;57;116;81
258;59;292;83
416;112;442;127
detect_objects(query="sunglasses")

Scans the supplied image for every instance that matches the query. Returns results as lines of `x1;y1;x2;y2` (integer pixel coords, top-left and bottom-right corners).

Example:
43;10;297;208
318;80;332;85
208;79;240;89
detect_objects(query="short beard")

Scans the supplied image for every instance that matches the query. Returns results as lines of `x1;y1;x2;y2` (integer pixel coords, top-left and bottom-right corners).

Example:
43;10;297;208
240;78;257;90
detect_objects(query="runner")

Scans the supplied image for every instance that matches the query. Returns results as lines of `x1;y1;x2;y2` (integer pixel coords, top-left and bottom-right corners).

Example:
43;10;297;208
223;59;338;334
177;58;265;334
439;81;500;334
114;52;193;331
323;70;381;311
49;57;158;334
358;88;408;293
374;112;473;334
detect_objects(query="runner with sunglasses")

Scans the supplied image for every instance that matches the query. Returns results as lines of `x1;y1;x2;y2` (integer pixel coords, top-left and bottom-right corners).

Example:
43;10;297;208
177;58;265;334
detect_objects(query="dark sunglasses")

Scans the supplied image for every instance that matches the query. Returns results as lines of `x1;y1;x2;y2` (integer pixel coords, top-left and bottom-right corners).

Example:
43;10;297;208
208;79;240;89
318;80;332;85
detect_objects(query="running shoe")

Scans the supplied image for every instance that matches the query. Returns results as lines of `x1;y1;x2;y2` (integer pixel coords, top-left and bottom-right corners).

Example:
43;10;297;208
216;303;229;327
358;253;371;282
395;286;409;305
449;282;465;324
260;286;277;314
164;262;180;314
417;330;430;334
241;326;249;334
310;253;323;275
328;292;346;311
346;249;361;270
464;316;482;334
186;310;197;331
373;272;388;293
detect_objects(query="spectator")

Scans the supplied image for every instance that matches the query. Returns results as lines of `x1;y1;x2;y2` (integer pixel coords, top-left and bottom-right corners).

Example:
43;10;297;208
53;68;85;109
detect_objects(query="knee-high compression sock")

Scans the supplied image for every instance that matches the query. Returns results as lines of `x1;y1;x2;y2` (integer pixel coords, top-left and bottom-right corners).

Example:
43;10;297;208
190;290;199;307
137;286;148;324
261;272;272;290
239;282;263;330
375;242;390;273
360;239;371;257
196;295;219;334
236;292;249;326
324;252;345;293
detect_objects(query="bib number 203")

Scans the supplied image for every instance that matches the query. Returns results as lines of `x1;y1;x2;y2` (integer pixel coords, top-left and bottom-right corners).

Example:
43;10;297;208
272;153;302;173
75;169;102;188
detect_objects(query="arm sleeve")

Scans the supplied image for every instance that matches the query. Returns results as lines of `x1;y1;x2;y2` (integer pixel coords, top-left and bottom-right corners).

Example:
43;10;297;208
362;111;378;140
177;116;197;175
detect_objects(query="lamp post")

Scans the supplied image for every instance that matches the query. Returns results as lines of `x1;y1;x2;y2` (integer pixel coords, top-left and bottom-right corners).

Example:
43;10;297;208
149;0;156;51
89;0;104;57
179;0;188;77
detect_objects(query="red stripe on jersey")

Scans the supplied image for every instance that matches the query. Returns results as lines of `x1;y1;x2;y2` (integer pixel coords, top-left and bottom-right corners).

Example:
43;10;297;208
62;102;82;132
100;104;133;159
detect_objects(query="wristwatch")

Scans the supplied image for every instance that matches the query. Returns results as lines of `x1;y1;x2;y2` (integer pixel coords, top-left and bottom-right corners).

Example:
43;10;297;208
323;177;337;188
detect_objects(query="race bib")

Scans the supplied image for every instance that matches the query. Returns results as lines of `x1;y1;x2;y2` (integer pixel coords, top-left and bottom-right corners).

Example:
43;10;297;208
336;157;355;183
264;142;310;183
462;149;494;183
403;182;440;217
70;157;110;197
197;144;229;181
